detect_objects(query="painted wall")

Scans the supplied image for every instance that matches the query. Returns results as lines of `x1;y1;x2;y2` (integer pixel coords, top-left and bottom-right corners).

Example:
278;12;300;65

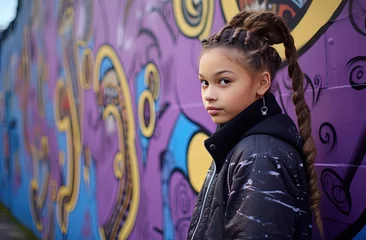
0;0;365;239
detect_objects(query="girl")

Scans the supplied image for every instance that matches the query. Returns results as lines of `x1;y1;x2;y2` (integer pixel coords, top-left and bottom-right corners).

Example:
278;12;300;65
187;10;323;240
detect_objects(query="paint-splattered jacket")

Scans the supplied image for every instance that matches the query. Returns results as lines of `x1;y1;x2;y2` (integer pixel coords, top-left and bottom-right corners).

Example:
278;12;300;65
187;94;312;240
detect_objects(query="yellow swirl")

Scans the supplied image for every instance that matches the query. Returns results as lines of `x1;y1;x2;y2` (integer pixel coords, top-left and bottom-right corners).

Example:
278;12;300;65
173;0;214;40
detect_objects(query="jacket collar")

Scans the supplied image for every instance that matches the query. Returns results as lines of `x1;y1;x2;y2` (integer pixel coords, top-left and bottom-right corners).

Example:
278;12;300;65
204;93;282;171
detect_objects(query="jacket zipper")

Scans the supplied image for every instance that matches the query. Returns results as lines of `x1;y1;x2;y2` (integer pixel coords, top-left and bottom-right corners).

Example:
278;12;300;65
191;161;217;239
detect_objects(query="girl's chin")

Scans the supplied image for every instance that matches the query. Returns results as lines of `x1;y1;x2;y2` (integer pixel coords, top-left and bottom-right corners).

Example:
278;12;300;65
211;116;231;125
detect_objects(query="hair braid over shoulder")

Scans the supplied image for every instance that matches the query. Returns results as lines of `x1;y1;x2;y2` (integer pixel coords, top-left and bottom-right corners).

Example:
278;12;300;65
242;11;324;238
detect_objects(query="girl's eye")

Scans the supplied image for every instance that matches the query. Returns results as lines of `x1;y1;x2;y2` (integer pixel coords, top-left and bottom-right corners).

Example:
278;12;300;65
219;79;230;85
200;80;208;87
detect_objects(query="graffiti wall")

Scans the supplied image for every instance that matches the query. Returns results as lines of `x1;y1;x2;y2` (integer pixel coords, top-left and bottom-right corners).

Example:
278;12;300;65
0;0;365;239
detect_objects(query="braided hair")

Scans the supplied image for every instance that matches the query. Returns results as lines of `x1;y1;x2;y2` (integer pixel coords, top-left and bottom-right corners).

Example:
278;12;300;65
202;10;324;238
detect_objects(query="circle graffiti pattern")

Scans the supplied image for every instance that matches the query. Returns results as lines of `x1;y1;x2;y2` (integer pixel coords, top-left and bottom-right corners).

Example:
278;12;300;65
173;0;214;39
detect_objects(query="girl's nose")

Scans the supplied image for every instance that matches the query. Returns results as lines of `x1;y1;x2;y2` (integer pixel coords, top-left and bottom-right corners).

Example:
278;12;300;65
203;87;218;102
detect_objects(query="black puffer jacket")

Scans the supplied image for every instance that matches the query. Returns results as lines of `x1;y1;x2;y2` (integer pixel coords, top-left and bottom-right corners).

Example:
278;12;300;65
187;93;312;240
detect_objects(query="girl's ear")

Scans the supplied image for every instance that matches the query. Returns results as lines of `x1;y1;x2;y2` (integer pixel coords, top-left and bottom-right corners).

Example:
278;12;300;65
256;71;271;96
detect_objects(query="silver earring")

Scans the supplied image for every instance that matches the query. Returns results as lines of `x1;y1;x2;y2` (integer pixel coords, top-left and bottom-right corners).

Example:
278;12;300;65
261;96;268;116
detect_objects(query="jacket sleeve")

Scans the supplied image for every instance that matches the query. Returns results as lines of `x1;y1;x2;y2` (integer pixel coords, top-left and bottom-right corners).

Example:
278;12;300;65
224;152;299;239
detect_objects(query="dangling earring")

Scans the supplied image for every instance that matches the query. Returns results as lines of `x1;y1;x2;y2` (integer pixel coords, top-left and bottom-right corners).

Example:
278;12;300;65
261;96;268;116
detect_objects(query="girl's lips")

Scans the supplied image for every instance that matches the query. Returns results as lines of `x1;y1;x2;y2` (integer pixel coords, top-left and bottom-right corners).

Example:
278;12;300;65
207;109;222;115
206;106;222;115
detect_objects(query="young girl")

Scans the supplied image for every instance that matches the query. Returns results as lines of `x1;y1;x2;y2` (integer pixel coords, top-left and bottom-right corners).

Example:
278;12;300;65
187;10;323;240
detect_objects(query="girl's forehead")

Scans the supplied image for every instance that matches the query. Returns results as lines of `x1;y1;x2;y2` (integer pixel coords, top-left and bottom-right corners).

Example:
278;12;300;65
200;48;247;71
201;48;239;64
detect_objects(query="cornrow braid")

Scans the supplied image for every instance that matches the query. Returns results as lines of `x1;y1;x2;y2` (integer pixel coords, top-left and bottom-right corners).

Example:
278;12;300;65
214;25;232;42
213;11;255;44
258;40;269;53
244;30;251;44
285;34;324;239
230;27;247;44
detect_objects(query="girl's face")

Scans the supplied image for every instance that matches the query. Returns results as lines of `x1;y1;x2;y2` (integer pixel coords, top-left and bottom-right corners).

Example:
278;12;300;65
199;47;267;124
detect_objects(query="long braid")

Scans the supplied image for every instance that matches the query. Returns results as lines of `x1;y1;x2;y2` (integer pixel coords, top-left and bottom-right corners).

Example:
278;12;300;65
242;11;324;238
285;34;324;239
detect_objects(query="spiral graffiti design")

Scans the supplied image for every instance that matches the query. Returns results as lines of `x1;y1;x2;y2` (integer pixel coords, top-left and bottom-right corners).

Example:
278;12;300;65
319;122;337;153
347;56;366;91
321;168;352;215
172;0;214;39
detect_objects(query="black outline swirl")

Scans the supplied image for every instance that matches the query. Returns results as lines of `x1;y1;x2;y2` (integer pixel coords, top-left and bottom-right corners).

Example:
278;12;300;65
346;56;366;91
321;168;352;215
319;122;337;153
